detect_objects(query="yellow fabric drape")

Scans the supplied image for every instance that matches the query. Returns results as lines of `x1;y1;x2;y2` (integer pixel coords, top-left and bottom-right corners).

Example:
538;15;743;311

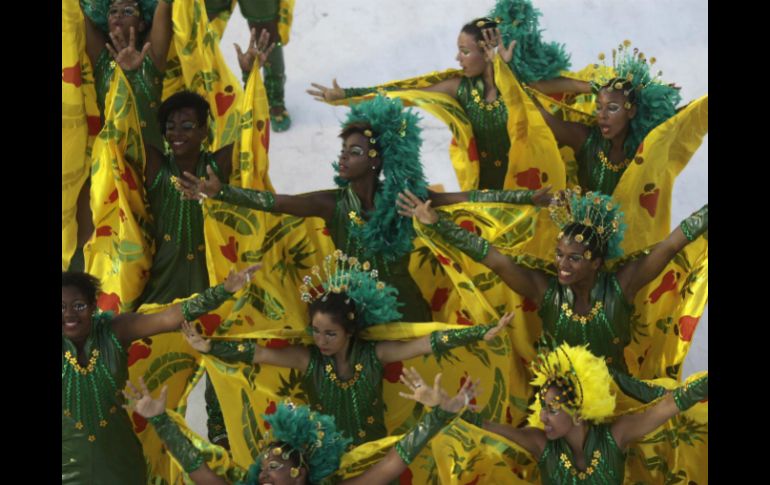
167;0;244;150
82;67;154;311
81;12;274;481
62;0;100;269
199;203;522;483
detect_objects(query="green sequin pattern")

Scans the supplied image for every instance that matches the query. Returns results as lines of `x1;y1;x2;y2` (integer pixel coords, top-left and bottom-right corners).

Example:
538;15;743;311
576;127;633;195
538;424;625;484
456;76;510;190
301;340;386;445
139;152;222;305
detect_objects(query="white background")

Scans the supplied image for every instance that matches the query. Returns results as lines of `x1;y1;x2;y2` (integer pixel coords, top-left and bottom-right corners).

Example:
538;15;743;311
186;0;708;436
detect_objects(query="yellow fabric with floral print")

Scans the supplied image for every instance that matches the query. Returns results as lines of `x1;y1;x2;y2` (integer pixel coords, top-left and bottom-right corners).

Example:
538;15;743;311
81;41;274;484
82;67;153;311
168;0;244;151
612;95;708;256
62;0;100;269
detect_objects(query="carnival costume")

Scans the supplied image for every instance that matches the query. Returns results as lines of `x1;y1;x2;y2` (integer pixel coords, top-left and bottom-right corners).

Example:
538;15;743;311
532;39;708;254
76;26;273;479
201;251;496;447
333;0;568;191
63;0;251;271
61;283;234;484
415;188;708;482
212;95;433;321
431;343;708;484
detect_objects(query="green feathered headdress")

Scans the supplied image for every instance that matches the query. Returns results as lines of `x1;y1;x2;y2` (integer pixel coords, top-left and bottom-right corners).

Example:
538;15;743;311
300;251;403;326
80;0;158;33
591;40;682;158
334;95;429;266
549;188;626;260
487;0;571;83
236;402;352;485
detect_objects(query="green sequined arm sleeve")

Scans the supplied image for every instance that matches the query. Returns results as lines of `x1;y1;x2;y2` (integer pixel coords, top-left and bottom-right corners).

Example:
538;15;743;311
208;340;257;364
148;413;205;473
679;204;708;241
469;189;535;205
395;406;457;465
181;284;234;322
460;409;484;427
215;185;276;212
430;324;495;360
672;374;708;412
423;214;490;262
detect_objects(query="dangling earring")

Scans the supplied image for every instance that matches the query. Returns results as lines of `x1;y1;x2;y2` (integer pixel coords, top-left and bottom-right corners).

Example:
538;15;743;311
371;165;376;170
290;467;300;478
163;138;172;156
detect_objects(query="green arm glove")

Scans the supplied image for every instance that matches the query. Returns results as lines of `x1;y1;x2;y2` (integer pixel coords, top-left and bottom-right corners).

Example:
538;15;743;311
181;284;234;322
459;409;484;427
672;374;708;412
679;204;708;241
430;324;495;360
208;340;257;364
424;214;490;262
469;189;534;205
394;406;457;465
148;413;205;473
214;184;276;212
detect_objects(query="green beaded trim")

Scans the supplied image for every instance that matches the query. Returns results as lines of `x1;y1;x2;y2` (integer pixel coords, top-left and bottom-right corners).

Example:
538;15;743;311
469;189;534;205
148;413;206;473
394;442;411;464
181;284;233;322
679;220;696;241
209;340;257;364
215;185;276;212
427;216;490;262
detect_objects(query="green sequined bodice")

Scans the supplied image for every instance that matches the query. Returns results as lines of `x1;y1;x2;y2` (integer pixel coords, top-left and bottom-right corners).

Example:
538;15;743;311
138;153;222;305
538;273;667;403
576;127;634;195
302;340;386;445
62;313;146;484
328;187;432;322
539;272;632;373
538;424;626;485
456;76;510;190
94;50;164;150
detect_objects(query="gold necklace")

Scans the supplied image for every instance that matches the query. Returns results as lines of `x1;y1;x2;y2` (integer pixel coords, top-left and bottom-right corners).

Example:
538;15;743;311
64;349;100;375
597;150;630;173
560;450;602;479
561;301;603;325
325;362;364;390
470;88;501;111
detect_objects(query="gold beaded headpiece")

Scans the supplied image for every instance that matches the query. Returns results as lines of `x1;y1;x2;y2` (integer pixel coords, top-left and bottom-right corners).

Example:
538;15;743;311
299;250;402;326
548;187;626;260
591;40;666;106
252;401;351;484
